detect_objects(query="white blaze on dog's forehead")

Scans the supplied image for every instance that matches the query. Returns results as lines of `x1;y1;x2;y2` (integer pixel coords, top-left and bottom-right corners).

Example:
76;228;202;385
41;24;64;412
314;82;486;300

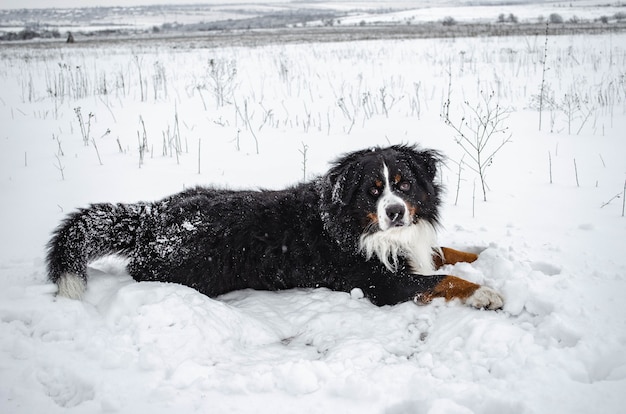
382;162;391;191
377;161;410;231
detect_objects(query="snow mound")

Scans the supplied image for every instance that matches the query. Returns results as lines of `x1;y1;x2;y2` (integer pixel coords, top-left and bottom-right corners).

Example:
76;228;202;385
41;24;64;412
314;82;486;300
2;245;625;413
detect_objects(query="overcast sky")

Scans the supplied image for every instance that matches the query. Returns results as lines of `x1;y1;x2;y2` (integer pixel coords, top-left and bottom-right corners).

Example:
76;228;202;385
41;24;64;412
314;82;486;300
0;0;574;11
0;0;293;10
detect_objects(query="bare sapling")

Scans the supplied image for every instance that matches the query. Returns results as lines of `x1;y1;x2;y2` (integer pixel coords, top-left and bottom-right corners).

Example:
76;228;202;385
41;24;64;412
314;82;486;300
54;154;65;180
152;60;168;101
558;91;595;135
234;98;259;154
379;87;395;118
299;142;309;182
411;81;422;119
53;133;64;156
207;58;237;107
560;93;579;135
74;107;93;146
442;90;512;202
337;97;356;134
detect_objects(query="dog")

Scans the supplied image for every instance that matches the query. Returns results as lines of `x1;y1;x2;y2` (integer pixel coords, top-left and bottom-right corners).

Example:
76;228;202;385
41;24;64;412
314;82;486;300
47;144;503;309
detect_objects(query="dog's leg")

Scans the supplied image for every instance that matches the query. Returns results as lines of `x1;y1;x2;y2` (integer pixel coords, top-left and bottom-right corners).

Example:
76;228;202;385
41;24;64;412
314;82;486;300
433;247;479;269
413;275;503;310
424;248;501;308
367;273;503;310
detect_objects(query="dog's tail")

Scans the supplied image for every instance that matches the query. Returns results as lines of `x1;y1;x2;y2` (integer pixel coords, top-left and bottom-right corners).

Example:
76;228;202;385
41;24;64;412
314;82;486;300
46;203;147;299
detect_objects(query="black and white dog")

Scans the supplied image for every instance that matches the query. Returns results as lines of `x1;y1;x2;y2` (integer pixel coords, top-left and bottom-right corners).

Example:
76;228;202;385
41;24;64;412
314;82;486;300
47;144;503;309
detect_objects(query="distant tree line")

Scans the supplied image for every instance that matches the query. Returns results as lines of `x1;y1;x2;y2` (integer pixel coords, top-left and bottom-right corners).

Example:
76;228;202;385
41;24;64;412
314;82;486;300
0;28;61;41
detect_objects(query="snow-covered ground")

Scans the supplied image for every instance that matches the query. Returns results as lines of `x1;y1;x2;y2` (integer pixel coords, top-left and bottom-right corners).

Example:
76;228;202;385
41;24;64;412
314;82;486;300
1;28;625;413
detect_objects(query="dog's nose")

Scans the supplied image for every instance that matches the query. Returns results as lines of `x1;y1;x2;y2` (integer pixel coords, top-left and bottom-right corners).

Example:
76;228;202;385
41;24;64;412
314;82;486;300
385;204;406;226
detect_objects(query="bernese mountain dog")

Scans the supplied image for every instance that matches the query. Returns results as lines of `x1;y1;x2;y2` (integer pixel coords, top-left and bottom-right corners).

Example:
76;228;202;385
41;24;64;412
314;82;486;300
47;144;503;309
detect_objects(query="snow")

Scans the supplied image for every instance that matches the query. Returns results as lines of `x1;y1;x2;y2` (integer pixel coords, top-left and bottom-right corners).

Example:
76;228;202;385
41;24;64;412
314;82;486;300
1;21;626;414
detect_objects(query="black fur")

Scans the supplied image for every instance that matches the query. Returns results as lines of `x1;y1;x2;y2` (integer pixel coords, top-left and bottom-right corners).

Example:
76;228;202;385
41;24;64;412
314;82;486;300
47;144;450;306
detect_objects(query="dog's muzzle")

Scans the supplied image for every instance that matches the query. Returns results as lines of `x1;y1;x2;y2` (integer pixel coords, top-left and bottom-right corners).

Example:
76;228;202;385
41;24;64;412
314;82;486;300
385;204;407;227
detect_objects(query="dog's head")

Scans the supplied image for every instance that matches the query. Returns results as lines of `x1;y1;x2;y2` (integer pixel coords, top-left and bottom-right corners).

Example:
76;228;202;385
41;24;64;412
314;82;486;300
320;144;442;273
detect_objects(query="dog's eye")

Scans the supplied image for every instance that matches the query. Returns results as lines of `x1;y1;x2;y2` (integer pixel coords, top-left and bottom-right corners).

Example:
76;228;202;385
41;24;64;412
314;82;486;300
398;181;411;192
369;187;381;197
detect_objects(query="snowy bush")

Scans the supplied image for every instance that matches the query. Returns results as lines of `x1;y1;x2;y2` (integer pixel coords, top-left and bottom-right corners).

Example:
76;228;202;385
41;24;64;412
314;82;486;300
549;13;564;24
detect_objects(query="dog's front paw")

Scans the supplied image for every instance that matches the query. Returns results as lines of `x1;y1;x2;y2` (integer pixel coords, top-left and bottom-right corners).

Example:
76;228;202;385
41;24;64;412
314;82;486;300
465;286;504;310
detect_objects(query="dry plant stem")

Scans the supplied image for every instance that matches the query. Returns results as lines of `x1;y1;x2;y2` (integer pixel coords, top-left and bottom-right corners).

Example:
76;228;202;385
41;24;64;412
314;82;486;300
242;100;259;154
91;138;103;165
174;107;182;154
137;132;143;168
454;156;465;206
54;154;65;180
623;180;626;217
134;55;145;102
472;179;476;218
601;193;622;209
197;138;201;175
548;151;553;184
538;22;549;131
138;116;148;167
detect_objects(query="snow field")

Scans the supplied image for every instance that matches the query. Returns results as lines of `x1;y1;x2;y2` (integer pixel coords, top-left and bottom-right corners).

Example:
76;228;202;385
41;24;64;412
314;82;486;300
1;31;625;413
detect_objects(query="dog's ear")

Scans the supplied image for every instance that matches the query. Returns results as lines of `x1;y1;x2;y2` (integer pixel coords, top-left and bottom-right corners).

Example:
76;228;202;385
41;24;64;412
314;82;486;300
399;145;443;183
323;160;360;206
416;149;442;182
321;148;371;207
